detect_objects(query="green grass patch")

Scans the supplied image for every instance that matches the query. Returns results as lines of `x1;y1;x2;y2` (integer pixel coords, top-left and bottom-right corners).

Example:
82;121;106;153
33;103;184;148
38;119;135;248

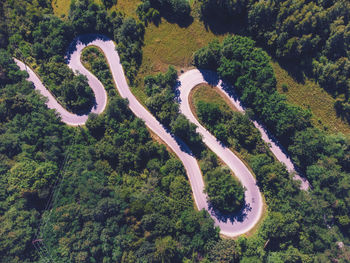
272;61;350;135
51;0;71;18
112;0;140;18
191;84;238;114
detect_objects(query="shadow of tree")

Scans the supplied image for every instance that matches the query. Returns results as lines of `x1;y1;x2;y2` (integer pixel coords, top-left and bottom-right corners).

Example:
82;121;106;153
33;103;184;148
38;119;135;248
208;199;251;224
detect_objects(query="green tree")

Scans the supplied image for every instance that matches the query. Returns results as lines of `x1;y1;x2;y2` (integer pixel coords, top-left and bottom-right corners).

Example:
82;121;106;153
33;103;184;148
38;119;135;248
204;167;245;213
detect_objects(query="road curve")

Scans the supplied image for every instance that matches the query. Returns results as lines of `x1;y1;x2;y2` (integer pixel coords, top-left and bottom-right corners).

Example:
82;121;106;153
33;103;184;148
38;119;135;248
179;69;310;190
15;34;264;237
14;47;107;125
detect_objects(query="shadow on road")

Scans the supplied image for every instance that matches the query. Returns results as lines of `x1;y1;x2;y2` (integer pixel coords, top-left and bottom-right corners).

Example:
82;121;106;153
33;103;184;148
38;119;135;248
208;201;252;224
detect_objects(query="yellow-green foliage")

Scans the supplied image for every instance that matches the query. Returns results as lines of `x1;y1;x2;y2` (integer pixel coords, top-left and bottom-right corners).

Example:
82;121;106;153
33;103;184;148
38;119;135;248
51;0;71;17
191;84;237;114
272;61;350;135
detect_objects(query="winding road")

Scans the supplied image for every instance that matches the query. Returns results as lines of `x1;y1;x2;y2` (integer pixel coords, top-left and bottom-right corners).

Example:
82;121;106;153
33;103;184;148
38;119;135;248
14;34;308;237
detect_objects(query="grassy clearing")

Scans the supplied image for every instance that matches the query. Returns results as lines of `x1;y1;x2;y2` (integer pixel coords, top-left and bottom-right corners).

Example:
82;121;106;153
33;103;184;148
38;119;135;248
191;84;239;114
112;0;140;18
51;0;71;18
272;61;350;135
130;3;226;104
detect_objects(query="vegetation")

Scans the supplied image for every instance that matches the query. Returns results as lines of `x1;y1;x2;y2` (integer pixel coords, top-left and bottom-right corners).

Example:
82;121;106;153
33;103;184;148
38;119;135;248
272;61;350;135
136;0;191;26
0;1;221;262
195;35;350;261
198;0;350;123
144;59;246;214
0;37;222;263
3;0;143;114
205;166;245;214
192;84;237;114
2;0;350;261
81;46;116;96
144;67;204;152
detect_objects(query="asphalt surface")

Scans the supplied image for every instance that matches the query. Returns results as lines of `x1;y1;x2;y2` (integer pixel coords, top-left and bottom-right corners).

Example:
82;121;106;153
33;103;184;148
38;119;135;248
14;34;307;237
179;69;310;190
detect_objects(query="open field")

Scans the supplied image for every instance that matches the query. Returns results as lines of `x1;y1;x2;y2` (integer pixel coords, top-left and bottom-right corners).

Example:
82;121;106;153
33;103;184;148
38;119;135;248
52;0;71;18
191;83;239;114
272;61;350;135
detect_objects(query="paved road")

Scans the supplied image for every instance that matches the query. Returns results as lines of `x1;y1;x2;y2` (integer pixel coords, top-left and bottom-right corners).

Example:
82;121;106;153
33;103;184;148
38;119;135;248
14;50;107;125
14;34;307;237
179;69;310;190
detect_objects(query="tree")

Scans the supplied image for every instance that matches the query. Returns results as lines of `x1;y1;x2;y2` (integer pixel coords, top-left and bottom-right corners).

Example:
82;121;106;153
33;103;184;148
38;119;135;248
208;239;238;262
193;39;221;70
204;167;245;213
8;159;58;197
196;100;222;125
101;0;117;9
170;114;202;149
154;236;178;263
288;128;328;169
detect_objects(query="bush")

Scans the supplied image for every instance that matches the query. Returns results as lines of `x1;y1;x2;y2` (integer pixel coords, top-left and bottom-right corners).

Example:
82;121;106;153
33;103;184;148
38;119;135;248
204;167;245;214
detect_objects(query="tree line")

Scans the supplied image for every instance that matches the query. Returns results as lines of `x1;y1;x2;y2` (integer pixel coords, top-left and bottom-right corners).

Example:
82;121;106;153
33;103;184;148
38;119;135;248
1;0;144;114
194;35;350;262
198;0;350;123
0;37;222;263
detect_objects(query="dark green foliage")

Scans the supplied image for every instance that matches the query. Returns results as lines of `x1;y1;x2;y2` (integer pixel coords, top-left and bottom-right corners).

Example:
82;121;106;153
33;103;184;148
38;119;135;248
0;3;223;262
0;52;68;263
144;66;205;154
137;0;191;26
115;17;144;82
208;239;239;262
31;16;72;61
81;46;116;96
102;0;117;9
0;49;220;262
204;167;245;213
145;67;179;126
170;114;203;149
194;35;311;146
198;0;350;122
193;39;221;71
196;33;350;262
0;0;7;49
0;49;27;85
197;100;222;125
195;99;266;153
2;0;144;114
136;1;161;25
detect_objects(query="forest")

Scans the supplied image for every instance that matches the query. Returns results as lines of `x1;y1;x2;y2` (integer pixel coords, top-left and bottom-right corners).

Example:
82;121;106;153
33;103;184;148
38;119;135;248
194;34;350;261
198;0;350;123
0;0;350;262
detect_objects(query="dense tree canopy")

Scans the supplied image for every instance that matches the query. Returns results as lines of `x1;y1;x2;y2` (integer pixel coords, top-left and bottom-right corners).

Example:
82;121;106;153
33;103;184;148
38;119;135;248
195;34;350;262
0;45;222;262
136;0;191;25
1;0;350;262
198;0;350;122
204;167;245;213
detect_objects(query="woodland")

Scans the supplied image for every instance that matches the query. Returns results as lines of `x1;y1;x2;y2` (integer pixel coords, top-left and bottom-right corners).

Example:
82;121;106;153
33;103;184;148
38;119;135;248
0;0;350;262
